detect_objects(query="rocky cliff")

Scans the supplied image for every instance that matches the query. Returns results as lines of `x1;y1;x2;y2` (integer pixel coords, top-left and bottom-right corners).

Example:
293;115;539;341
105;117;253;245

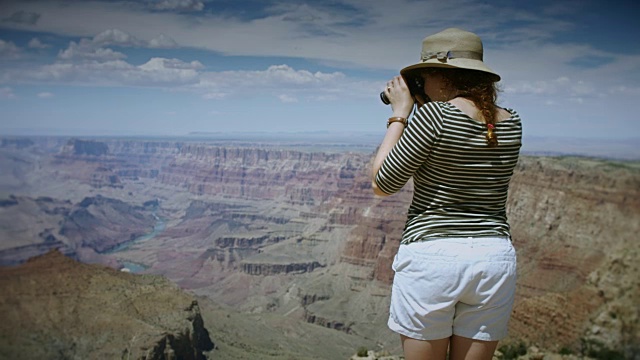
156;144;361;205
507;157;639;356
0;250;214;359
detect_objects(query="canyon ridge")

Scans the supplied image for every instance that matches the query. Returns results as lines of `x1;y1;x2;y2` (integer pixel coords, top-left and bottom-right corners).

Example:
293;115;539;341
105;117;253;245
0;135;638;359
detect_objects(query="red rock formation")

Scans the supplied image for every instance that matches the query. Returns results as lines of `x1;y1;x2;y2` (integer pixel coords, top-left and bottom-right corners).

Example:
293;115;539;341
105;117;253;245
156;145;360;204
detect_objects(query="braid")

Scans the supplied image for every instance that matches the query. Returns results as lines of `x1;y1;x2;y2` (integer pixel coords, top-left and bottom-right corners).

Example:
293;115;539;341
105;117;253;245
479;86;498;147
438;69;500;147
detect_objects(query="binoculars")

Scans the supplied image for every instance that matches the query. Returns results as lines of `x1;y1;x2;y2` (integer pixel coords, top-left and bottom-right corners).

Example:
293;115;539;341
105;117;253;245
379;76;425;105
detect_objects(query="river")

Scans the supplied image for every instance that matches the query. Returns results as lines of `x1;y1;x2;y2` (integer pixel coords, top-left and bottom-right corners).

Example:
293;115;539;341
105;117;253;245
108;213;166;273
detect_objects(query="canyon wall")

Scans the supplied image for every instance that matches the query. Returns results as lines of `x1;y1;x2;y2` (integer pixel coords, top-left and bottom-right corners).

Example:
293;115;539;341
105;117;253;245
507;157;639;355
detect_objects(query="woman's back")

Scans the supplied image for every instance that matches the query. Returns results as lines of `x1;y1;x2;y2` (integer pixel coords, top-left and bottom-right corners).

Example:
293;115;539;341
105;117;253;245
375;101;522;243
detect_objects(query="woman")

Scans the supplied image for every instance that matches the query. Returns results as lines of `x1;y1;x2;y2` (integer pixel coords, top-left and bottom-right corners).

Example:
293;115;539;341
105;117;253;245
372;28;522;360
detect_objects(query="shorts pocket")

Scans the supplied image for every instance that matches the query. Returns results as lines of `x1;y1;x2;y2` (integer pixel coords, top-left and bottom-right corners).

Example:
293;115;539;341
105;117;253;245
488;241;517;262
392;245;413;273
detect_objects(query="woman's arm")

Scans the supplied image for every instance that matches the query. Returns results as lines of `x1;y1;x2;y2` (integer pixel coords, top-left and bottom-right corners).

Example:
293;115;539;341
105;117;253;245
371;123;405;196
371;75;415;196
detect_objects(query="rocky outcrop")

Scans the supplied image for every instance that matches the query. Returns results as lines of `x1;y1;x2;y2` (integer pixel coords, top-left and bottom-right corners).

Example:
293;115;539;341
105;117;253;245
62;138;109;156
304;309;354;334
215;234;286;248
241;259;325;276
0;250;214;359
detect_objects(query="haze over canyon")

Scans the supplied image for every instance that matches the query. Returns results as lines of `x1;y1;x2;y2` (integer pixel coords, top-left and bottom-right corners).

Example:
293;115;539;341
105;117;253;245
0;135;638;359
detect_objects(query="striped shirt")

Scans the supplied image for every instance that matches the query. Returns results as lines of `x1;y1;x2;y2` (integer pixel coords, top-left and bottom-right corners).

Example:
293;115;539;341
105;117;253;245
375;101;522;244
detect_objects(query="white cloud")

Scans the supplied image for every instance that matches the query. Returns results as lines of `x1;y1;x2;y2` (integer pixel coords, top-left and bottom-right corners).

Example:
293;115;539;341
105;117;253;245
15;57;203;87
0;0;493;69
58;39;127;61
504;76;597;100
139;57;204;71
56;29;158;61
503;78;561;95
261;65;345;85
135;57;203;85
195;64;363;101
203;92;226;100
148;34;179;48
0;87;16;99
31;60;130;83
278;94;298;103
0;39;21;59
91;29;179;49
0;0;636;108
608;85;640;96
93;29;144;47
59;29;179;61
150;0;204;12
37;92;54;98
570;81;595;96
2;10;40;25
28;38;50;49
0;0;626;78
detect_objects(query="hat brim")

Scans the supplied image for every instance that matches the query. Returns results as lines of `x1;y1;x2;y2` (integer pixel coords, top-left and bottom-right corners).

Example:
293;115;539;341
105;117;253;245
400;59;500;82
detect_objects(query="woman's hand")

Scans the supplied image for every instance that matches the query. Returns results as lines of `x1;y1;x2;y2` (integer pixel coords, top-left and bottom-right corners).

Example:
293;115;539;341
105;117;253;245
384;75;414;118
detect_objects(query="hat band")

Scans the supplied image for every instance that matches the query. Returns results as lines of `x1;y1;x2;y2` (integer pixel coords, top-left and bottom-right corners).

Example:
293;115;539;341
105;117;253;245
421;50;483;62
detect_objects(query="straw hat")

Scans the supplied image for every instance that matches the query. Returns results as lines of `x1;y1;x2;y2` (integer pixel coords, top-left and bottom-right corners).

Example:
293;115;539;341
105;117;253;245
400;28;500;81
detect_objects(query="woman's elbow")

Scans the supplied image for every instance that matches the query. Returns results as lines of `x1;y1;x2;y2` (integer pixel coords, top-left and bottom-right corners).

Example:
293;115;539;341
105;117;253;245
371;180;391;197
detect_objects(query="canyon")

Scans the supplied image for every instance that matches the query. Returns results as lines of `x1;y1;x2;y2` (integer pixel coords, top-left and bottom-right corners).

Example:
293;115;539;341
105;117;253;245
0;135;638;359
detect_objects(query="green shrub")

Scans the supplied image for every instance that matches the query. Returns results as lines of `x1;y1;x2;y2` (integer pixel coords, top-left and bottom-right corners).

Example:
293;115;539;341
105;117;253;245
559;347;573;355
356;346;368;357
497;342;527;360
581;338;625;360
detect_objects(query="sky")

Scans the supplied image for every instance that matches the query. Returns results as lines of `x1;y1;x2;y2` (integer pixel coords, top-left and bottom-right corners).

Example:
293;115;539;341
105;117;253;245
0;0;639;139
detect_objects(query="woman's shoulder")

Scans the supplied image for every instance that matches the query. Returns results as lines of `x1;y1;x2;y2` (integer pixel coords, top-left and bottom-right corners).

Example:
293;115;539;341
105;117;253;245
500;108;522;122
497;107;516;122
443;98;521;124
416;101;446;118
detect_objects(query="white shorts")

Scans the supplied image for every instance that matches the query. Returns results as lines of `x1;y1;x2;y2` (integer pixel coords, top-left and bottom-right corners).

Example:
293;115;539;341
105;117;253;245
388;237;517;341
